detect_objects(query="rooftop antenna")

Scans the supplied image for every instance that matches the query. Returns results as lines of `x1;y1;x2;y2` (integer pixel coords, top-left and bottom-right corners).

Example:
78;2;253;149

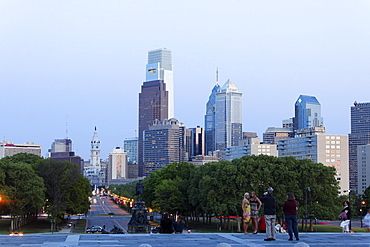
66;115;68;139
216;68;219;85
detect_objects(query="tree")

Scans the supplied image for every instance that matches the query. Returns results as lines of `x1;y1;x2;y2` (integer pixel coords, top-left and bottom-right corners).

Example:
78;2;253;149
35;159;91;219
0;159;45;230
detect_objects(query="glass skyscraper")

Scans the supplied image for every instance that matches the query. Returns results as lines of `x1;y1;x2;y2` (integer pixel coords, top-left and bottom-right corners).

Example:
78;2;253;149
138;48;173;177
204;83;220;155
215;80;243;153
123;137;138;164
293;95;324;131
349;102;370;191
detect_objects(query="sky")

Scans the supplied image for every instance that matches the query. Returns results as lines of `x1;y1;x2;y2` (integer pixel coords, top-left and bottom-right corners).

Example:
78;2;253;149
1;0;370;160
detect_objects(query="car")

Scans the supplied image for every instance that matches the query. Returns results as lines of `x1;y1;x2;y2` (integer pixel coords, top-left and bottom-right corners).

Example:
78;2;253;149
85;226;103;233
9;232;23;236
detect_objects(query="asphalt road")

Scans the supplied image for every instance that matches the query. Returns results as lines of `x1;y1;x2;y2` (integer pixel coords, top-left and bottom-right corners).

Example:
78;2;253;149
86;196;131;233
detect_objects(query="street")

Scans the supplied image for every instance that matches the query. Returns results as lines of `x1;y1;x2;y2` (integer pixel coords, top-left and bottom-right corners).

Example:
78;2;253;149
86;196;131;233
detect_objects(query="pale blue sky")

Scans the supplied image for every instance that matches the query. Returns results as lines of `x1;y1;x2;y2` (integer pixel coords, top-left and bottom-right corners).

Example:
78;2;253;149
1;0;370;159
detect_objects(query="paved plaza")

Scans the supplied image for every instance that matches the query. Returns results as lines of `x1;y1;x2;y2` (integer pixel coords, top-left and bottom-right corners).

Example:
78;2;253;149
0;233;369;247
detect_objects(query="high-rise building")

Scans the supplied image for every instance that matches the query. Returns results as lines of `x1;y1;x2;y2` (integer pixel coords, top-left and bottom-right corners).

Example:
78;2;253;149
146;48;174;118
143;118;186;176
123;137;138;164
357;144;370;194
51;139;72;153
263;127;293;144
138;48;173;177
108;147;128;184
90;127;101;175
349;102;370;191
293;95;324;132
188;126;204;158
215;80;243;154
278;126;349;193
0;141;42;158
204;81;221;155
50;152;84;174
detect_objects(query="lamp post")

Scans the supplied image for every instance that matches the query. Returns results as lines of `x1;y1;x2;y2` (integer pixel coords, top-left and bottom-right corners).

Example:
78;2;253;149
305;187;311;232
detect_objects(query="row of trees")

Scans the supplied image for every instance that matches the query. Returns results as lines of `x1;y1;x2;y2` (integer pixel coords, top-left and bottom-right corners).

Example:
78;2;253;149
112;155;348;229
0;153;91;230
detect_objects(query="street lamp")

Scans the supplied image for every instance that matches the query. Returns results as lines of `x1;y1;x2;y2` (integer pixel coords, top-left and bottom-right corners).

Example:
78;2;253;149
305;187;311;232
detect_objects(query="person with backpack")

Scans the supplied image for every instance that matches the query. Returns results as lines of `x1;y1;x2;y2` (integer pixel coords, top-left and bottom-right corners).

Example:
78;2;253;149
340;200;351;233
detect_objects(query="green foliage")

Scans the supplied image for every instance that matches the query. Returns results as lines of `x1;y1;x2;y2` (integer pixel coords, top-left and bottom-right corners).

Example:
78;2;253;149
0;159;45;216
35;159;91;218
110;182;137;199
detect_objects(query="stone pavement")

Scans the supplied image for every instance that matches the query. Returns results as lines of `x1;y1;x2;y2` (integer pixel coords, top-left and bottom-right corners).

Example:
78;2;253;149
0;233;370;247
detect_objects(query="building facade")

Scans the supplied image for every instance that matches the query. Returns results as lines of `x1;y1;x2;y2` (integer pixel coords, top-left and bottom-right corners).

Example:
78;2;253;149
50;151;84;174
278;127;349;193
357;144;370;194
204;82;221;155
0;141;42;158
225;136;278;161
143;118;185;176
123;137;138;164
293;95;324;132
215;80;243;154
138;48;173;177
263;127;293;144
108;147;128;184
349;102;370;191
51;139;72;153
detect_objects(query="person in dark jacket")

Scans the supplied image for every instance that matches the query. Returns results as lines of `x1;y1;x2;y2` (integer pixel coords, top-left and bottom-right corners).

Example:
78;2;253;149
283;192;299;241
260;188;276;241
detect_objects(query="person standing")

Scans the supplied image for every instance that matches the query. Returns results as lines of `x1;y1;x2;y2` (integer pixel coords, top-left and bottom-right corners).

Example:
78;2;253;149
241;192;251;234
249;191;262;234
340;200;351;233
363;209;370;232
283;192;299;241
260;188;276;241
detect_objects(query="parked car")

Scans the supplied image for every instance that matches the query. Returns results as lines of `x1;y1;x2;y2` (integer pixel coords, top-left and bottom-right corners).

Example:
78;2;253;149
85;226;103;233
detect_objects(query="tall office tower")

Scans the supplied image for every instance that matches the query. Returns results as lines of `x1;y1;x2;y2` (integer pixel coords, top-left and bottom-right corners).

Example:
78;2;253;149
51;139;72;152
138;48;172;177
278;126;349;193
90;127;101;175
204;81;221;155
293;95;324;132
147;48;174;118
215;80;243;154
349;102;370;191
186;126;205;159
357;144;370;194
108;147;128;184
143;118;186;176
123;137;138;164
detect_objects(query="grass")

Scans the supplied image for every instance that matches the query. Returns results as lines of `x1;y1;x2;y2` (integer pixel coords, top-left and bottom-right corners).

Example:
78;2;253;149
0;219;51;234
71;219;86;234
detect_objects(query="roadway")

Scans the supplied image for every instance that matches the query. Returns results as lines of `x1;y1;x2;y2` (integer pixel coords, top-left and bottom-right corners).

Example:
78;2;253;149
86;196;131;233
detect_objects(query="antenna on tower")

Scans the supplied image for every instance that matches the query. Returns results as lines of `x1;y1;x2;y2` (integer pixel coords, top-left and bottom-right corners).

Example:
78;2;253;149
66;115;68;139
216;68;219;85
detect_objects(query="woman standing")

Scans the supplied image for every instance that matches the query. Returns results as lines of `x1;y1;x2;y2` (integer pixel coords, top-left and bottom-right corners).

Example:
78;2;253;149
340;200;351;233
242;192;251;234
283;192;299;241
249;191;262;234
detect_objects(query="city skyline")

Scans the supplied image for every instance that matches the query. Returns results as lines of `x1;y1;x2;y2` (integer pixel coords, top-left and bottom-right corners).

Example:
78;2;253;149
1;1;370;160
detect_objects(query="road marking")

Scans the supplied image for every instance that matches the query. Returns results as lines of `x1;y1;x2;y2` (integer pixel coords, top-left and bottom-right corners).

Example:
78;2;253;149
114;219;128;233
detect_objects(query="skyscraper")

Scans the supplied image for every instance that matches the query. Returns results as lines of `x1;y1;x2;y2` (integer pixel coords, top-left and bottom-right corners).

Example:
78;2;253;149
349;102;370;191
138;48;173;177
146;48;174;118
90;126;101;175
215;80;243;153
123;137;138;164
293;95;324;132
50;138;72;153
204;81;220;155
108;147;128;184
143;118;186;176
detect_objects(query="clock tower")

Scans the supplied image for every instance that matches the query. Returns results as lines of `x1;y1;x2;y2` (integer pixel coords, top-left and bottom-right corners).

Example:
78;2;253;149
90;126;101;174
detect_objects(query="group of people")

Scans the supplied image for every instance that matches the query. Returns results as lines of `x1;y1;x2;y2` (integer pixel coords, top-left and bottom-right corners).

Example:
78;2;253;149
242;189;299;241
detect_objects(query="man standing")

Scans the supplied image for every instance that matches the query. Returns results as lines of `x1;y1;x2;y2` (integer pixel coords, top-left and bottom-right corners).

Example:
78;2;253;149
260;188;276;241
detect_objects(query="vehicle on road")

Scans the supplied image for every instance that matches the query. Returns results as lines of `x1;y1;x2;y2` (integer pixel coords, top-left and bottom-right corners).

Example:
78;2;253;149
85;225;103;233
